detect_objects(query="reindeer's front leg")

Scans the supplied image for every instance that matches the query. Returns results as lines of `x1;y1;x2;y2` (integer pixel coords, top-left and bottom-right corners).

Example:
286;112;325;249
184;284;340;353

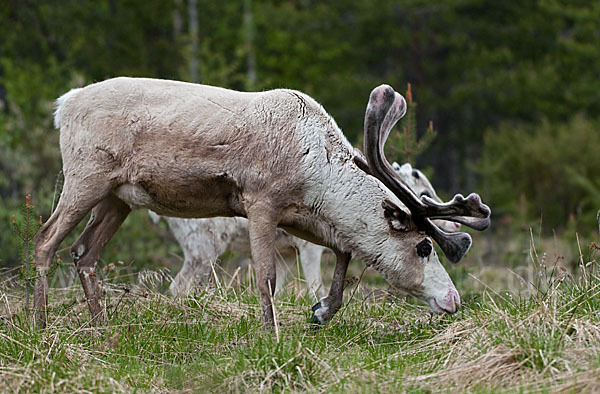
310;250;351;324
246;202;280;327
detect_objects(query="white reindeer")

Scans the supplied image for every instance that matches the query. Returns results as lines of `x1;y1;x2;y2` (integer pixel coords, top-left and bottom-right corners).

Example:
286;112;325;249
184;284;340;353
34;78;489;327
152;162;460;299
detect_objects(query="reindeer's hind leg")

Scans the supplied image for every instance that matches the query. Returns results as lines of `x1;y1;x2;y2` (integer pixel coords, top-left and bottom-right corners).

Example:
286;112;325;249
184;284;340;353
246;202;280;328
33;178;112;327
69;194;130;323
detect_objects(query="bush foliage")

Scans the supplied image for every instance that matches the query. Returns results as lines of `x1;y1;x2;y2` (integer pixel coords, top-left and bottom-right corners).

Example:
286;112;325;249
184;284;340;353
479;115;600;233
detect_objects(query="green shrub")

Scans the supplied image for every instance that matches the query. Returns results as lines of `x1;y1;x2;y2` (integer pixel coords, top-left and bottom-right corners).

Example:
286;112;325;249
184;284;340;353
479;115;600;233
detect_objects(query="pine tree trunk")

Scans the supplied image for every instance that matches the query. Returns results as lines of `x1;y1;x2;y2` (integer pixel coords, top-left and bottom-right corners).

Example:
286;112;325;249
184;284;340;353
173;0;183;39
188;0;199;82
244;0;256;89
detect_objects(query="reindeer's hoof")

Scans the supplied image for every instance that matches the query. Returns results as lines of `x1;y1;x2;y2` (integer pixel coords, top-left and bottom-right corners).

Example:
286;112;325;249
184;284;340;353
310;314;323;325
310;301;330;325
310;302;323;325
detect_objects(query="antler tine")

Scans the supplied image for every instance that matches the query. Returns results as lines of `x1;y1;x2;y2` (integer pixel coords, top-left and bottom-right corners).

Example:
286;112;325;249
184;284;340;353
421;194;491;230
421;219;473;263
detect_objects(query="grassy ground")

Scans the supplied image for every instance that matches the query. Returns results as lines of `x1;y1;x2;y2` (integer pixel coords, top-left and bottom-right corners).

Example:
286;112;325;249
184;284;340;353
0;237;599;393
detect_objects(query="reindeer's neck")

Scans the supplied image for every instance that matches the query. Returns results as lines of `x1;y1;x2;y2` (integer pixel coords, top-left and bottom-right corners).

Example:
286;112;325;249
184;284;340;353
291;122;403;267
318;167;401;264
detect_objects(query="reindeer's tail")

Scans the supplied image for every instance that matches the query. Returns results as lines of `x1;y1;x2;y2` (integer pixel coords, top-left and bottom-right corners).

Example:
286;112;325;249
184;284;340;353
53;88;82;129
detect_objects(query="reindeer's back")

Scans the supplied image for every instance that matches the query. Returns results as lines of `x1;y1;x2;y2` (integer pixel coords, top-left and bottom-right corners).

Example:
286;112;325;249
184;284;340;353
55;77;312;217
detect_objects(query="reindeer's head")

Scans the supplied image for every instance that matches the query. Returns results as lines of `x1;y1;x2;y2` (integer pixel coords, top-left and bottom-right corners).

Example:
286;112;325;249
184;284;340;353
357;85;491;314
392;162;462;233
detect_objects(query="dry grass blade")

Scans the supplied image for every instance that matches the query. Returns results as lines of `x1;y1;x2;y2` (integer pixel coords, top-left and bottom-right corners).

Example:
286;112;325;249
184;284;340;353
407;344;525;389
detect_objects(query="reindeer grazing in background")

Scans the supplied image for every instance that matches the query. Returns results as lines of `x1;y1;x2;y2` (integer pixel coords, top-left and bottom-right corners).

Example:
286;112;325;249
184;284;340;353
35;78;489;328
149;212;329;298
151;162;461;299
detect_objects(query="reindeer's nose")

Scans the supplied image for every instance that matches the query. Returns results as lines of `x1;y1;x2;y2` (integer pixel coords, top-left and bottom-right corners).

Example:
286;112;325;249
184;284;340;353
435;289;461;314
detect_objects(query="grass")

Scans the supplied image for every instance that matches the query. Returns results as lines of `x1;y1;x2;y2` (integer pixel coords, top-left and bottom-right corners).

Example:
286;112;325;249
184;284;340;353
0;236;599;392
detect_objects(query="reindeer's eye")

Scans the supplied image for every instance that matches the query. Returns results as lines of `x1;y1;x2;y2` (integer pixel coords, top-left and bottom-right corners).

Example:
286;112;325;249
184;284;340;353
416;239;433;258
420;190;432;199
411;169;420;179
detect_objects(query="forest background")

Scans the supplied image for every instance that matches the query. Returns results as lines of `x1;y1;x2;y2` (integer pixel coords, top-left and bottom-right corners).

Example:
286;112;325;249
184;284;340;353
1;0;599;271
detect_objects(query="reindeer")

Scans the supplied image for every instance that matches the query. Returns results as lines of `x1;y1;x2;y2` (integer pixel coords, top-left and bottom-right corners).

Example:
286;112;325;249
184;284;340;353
34;78;489;328
151;162;460;299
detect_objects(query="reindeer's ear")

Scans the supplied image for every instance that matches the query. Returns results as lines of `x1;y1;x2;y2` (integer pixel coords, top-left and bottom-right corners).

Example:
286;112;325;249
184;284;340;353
382;199;412;232
398;162;412;174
